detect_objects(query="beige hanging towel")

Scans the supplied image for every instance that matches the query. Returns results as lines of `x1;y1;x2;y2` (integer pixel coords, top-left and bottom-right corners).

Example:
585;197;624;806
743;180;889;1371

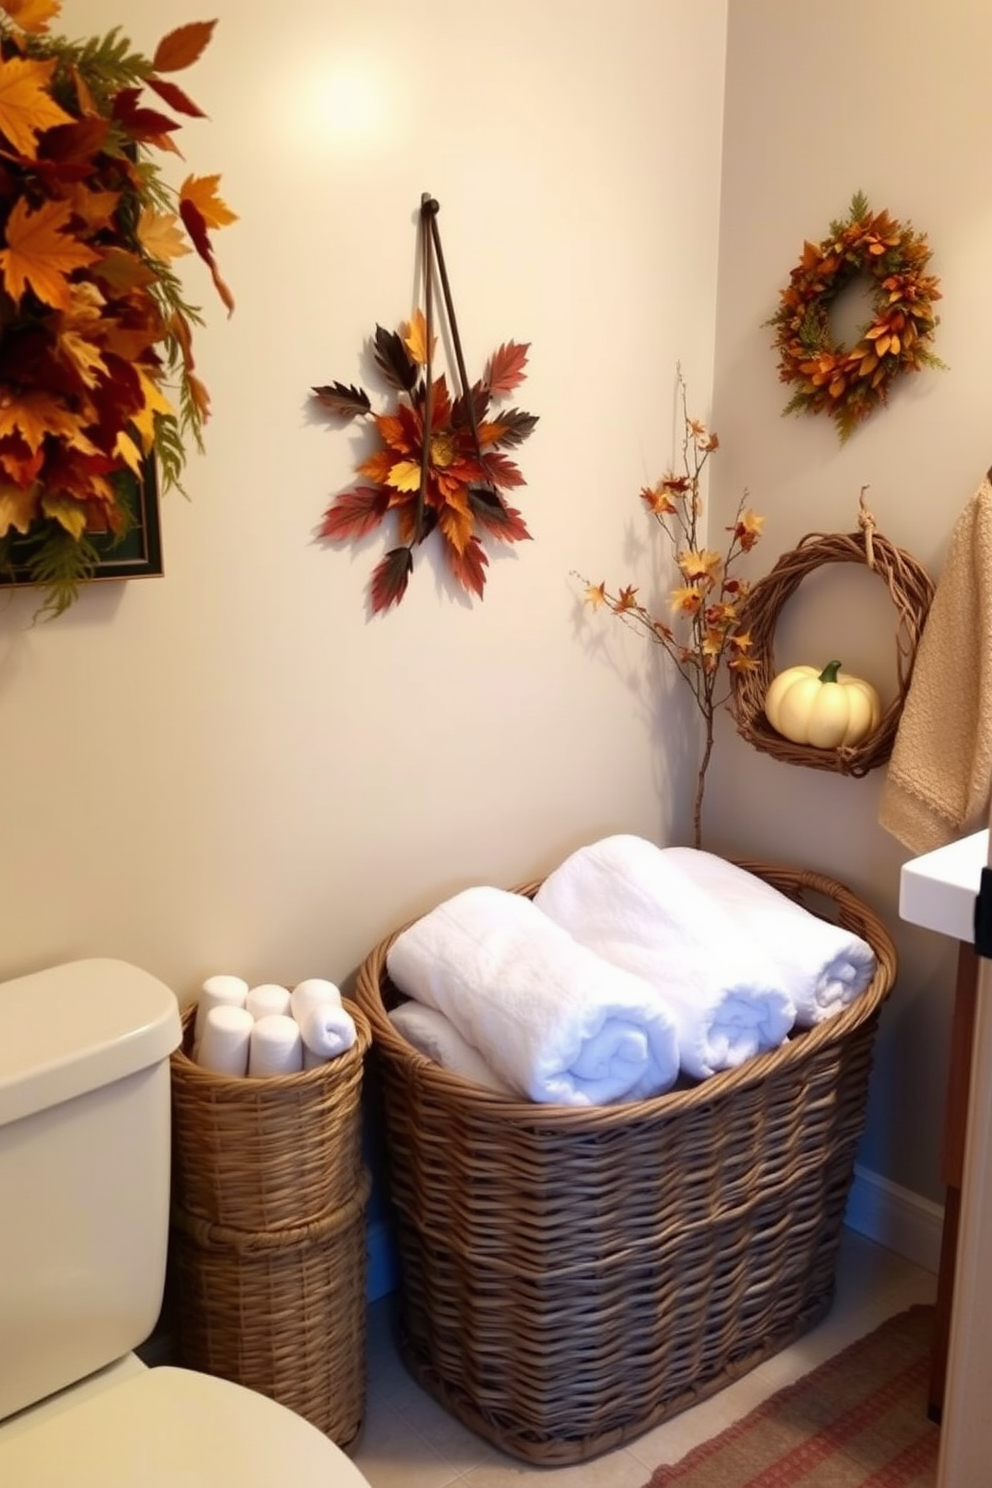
878;476;992;854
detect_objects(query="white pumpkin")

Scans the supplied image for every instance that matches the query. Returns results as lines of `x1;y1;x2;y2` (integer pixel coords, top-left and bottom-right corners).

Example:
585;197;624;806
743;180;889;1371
764;660;881;748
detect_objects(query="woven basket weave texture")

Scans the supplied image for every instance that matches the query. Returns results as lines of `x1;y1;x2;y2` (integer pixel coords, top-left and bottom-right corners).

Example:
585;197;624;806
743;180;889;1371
168;997;371;1450
170;999;370;1231
354;860;897;1466
170;1172;371;1450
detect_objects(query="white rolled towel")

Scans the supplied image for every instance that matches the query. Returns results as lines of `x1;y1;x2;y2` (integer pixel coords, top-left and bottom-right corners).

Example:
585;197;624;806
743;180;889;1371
194;974;249;1046
290;978;342;1025
535;835;797;1080
298;1002;357;1060
246;983;292;1020
389;1002;513;1094
385;885;680;1106
248;1014;303;1077
663;846;877;1026
197;1004;253;1077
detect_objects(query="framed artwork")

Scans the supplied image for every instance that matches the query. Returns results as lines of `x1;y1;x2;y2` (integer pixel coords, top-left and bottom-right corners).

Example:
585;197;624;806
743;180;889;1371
0;459;163;593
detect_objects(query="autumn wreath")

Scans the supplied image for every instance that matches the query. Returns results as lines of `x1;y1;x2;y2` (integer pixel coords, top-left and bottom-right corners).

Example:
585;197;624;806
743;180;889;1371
768;192;943;442
0;1;234;615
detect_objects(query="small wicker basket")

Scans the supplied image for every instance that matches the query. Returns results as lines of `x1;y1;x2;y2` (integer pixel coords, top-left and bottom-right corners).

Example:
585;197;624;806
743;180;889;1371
354;859;897;1466
168;996;372;1450
170;998;370;1231
170;1171;371;1449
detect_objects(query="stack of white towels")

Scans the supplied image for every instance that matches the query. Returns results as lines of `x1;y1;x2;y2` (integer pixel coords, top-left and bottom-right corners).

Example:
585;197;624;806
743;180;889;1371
193;975;358;1078
385;836;878;1108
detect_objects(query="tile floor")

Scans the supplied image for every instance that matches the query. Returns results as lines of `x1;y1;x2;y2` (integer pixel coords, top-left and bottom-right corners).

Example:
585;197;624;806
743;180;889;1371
349;1227;937;1488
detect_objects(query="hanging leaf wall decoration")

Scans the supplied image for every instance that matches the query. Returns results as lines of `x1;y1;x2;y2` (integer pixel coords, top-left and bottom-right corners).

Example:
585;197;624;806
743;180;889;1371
311;195;538;614
0;2;235;617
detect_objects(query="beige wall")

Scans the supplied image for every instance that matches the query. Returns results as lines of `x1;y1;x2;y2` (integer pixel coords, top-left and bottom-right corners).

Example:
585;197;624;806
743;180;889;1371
0;4;727;994
708;0;991;1200
6;0;972;1211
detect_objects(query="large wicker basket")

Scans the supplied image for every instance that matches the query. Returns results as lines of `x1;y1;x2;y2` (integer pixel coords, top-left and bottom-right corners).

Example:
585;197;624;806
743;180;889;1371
353;859;898;1467
170;999;370;1230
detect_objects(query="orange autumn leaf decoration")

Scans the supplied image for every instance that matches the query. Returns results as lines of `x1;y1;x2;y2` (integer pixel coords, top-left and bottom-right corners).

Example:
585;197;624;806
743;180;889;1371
0;2;235;616
767;192;944;442
1;0;59;33
0;196;100;307
314;325;538;614
0;55;72;153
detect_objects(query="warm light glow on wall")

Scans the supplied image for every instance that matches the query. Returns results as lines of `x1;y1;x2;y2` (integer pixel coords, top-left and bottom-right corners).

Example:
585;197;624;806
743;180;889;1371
304;59;387;147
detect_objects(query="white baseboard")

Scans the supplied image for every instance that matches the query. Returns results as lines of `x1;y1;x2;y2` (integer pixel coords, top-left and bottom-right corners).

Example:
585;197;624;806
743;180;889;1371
366;1218;398;1302
844;1163;944;1274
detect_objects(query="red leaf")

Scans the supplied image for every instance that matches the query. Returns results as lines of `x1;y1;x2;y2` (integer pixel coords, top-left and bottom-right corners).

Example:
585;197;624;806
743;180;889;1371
147;76;206;119
445;535;488;598
152;20;218;74
320;487;389;541
112;88;181;141
370;546;414;613
179;196;235;314
468;487;532;544
485;341;529;395
39;116;111;165
481;450;525;489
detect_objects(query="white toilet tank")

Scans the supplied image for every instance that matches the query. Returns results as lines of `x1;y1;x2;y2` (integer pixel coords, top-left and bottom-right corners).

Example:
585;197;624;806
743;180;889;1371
0;959;182;1422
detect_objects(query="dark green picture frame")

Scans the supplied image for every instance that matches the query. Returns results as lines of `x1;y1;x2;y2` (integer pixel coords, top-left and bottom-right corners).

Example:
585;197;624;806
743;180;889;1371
0;456;163;589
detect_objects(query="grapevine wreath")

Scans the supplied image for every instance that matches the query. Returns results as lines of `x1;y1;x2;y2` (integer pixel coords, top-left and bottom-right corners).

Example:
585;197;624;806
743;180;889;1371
730;492;935;777
768;193;944;442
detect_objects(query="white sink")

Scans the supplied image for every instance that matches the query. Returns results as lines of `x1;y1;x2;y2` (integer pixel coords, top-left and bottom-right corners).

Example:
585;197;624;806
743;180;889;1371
899;829;988;943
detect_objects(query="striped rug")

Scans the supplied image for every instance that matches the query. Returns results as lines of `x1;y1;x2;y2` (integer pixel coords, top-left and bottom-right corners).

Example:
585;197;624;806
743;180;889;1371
645;1305;937;1487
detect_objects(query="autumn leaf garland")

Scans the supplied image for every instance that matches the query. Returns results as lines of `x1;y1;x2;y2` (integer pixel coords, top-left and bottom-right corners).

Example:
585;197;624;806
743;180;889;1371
313;311;538;614
0;1;235;614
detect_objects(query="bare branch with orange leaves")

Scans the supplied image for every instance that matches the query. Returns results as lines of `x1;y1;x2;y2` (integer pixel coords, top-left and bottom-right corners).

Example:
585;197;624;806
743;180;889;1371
576;369;764;846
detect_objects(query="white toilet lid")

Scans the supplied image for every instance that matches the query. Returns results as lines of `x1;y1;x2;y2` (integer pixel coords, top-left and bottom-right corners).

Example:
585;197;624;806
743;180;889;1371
0;1367;371;1487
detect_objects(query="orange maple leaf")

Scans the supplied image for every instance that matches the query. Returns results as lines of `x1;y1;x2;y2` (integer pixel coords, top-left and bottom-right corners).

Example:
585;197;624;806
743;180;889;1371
66;186;120;233
356;448;395;485
0;389;99;455
0;55;74;158
57;331;107;389
1;0;61;36
0;197;100;309
137;208;193;264
0;441;43;486
0;479;41;538
179;174;238;230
